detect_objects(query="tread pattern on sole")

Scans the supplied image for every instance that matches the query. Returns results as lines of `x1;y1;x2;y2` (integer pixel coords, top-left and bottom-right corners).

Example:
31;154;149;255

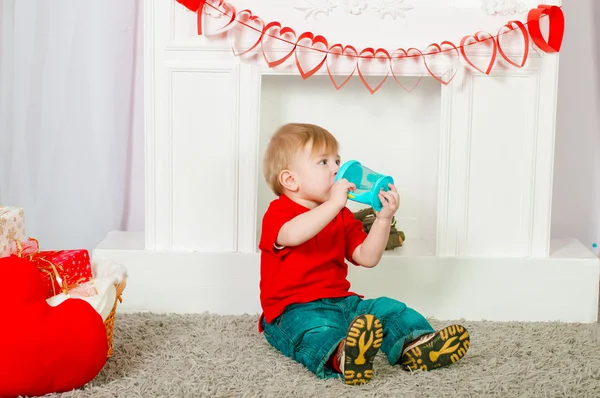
343;314;383;385
401;325;470;372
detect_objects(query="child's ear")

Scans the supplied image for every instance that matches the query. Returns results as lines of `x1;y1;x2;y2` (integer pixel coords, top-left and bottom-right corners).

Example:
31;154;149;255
279;170;299;192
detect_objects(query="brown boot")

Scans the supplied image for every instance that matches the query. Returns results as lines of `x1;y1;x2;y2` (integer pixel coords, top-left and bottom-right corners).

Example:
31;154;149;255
353;207;376;221
362;216;376;233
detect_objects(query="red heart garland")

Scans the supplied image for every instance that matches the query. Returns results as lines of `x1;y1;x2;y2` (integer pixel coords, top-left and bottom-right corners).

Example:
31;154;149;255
176;0;204;12
390;47;424;92
527;5;564;53
357;48;391;94
423;41;460;85
197;0;236;36
326;44;359;90
261;22;298;68
496;21;530;68
295;32;329;79
230;9;264;56
460;31;497;75
181;1;563;91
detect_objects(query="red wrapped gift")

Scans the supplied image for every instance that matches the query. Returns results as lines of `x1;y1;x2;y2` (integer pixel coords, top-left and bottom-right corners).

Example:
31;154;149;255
24;250;93;298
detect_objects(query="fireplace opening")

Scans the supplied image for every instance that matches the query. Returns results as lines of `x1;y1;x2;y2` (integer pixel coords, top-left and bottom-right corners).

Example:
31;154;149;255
256;74;442;256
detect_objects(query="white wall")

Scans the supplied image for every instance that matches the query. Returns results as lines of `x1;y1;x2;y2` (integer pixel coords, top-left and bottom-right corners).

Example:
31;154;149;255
551;0;600;255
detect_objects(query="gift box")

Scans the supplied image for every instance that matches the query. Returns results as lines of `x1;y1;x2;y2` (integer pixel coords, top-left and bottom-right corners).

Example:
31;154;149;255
24;250;93;298
0;206;26;258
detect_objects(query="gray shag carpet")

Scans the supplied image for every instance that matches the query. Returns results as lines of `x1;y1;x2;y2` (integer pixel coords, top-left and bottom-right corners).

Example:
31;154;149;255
45;313;600;398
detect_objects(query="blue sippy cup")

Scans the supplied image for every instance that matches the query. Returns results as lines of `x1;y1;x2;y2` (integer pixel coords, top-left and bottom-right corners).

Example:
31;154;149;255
334;160;394;212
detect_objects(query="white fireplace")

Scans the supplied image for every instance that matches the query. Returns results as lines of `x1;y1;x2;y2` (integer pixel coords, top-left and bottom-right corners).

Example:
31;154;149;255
94;0;600;322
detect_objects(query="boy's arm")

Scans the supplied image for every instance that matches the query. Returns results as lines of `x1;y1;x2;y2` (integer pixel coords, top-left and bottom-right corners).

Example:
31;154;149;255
277;201;340;247
352;185;400;268
277;179;356;247
351;217;392;268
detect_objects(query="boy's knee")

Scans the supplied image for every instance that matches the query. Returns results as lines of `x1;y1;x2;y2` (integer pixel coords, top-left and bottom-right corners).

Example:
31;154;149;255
370;296;408;316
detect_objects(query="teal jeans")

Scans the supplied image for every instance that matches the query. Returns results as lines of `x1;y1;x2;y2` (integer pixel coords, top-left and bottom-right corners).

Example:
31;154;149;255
261;295;434;379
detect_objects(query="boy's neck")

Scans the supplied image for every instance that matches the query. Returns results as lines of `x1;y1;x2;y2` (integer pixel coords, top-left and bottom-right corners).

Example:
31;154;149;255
282;192;320;210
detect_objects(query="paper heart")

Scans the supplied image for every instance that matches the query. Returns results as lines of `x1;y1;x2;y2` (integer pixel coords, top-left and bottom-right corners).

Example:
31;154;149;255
423;41;460;85
357;47;391;94
261;22;298;68
496;20;529;68
176;0;205;12
295;32;329;79
230;9;264;57
326;44;358;90
527;5;564;53
0;256;108;398
197;0;237;37
460;31;498;75
390;47;425;92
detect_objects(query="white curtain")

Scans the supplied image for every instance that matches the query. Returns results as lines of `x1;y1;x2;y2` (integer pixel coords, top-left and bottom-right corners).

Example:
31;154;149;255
552;0;600;256
0;0;144;251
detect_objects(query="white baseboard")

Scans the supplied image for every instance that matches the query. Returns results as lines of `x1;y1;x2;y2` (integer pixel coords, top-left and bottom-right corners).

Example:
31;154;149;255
93;232;600;323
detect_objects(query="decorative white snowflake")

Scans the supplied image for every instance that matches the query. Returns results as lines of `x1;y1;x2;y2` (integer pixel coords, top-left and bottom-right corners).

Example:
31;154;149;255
370;0;414;19
482;0;528;16
295;0;338;19
296;0;414;19
342;0;368;15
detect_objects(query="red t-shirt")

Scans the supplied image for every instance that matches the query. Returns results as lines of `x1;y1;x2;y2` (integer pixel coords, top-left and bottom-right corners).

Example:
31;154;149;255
257;194;367;332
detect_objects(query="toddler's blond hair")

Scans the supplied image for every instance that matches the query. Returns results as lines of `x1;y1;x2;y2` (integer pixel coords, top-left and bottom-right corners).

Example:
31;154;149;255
263;123;339;196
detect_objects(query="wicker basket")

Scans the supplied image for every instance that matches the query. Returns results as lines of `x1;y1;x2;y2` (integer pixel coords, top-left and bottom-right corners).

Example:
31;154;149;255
14;239;127;359
103;277;127;359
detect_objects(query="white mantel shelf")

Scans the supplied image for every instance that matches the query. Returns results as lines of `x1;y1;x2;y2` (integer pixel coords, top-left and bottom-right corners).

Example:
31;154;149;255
94;0;600;323
94;232;599;323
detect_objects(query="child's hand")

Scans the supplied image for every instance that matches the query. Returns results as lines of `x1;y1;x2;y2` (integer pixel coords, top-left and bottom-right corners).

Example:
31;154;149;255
329;178;356;210
377;184;400;221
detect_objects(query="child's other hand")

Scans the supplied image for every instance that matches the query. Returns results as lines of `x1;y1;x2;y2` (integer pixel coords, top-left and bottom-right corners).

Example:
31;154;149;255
377;184;400;221
329;178;356;210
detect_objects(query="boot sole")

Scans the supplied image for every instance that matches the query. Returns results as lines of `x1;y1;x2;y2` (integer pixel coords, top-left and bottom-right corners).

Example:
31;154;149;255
401;324;470;371
343;314;383;385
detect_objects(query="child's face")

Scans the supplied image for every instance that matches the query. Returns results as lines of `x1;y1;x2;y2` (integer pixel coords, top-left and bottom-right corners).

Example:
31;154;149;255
290;142;341;206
